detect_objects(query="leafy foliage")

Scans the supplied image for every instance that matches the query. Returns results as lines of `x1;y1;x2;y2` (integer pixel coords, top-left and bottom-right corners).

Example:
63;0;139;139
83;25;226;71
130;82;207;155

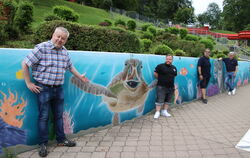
53;5;79;22
153;44;174;55
200;38;214;50
14;1;34;33
127;20;136;31
141;39;152;51
223;0;250;31
147;26;157;36
34;20;140;53
174;49;185;56
44;14;62;21
179;28;188;39
114;19;126;27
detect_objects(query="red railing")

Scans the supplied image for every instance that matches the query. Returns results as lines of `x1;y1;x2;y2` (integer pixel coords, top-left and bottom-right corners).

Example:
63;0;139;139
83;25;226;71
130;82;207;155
186;27;250;40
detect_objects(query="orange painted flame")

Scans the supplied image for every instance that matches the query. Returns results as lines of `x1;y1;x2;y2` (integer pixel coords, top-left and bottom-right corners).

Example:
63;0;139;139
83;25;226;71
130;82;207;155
0;90;27;128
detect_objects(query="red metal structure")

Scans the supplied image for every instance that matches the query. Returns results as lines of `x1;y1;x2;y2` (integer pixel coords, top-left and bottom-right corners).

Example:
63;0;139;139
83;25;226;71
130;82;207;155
187;27;250;40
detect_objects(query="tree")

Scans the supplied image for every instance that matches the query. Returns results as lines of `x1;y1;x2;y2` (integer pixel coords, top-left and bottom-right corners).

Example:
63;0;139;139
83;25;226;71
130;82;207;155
223;0;250;32
174;7;194;24
157;0;192;21
206;3;221;29
197;13;209;26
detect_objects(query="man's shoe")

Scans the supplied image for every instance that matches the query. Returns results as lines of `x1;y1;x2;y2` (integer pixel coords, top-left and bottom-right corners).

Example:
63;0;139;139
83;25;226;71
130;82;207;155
39;144;48;157
154;111;160;119
57;139;76;147
202;98;208;104
161;110;171;117
232;88;236;95
228;91;232;96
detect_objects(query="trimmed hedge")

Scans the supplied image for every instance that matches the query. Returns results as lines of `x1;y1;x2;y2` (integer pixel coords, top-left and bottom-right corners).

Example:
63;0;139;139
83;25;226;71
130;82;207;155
14;0;34;34
127;20;136;31
53;6;79;22
34;20;140;53
153;44;174;55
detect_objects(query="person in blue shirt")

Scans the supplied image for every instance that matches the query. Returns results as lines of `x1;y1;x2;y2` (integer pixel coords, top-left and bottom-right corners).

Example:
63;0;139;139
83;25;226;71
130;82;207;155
219;52;238;95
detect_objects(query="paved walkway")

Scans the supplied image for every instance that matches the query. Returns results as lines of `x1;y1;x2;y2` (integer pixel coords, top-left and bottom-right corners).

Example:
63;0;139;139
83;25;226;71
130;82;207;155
18;85;250;158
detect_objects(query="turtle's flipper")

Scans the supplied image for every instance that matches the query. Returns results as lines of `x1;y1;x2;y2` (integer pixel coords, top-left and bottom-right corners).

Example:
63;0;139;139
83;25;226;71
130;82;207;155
148;79;158;89
71;76;117;98
112;112;120;125
137;105;144;114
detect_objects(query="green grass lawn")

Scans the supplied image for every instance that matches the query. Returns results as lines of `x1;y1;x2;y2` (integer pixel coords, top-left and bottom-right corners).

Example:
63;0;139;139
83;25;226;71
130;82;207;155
32;0;146;29
32;0;113;29
211;29;236;34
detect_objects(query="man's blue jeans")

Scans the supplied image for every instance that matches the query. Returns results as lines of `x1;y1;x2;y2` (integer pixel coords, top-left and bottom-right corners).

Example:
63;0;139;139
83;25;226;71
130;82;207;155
37;83;65;145
225;72;235;91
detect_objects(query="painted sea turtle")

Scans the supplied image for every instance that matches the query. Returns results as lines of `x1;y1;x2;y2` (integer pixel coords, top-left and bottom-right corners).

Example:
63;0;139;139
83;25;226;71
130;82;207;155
71;58;157;124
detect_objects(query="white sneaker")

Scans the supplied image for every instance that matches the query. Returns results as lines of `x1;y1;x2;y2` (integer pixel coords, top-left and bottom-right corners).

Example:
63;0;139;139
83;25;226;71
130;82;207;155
161;110;171;117
154;111;160;119
228;91;232;96
232;88;236;95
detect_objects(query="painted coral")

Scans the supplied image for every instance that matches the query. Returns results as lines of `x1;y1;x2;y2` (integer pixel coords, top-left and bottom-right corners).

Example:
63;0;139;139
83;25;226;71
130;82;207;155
63;110;74;134
0;90;27;128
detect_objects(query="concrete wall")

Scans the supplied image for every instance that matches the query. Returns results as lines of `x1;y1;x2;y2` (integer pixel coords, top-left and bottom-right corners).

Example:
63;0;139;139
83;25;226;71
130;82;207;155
0;48;250;154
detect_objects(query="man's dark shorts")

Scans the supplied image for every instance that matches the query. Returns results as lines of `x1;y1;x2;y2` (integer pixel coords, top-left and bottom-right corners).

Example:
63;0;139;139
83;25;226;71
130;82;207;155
200;77;210;88
155;86;174;105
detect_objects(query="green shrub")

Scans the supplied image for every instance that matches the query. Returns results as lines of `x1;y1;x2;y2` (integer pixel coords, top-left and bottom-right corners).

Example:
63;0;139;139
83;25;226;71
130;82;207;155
0;24;7;44
127;20;136;31
53;6;79;22
156;32;178;42
184;34;199;41
147;26;157;36
14;0;33;34
165;27;170;33
141;24;152;31
104;19;112;26
175;49;185;56
156;29;165;36
34;20;140;53
44;14;62;21
168;27;179;35
114;19;126;27
3;0;17;25
206;35;216;44
179;28;188;39
200;39;214;50
211;50;220;57
141;32;153;40
141;39;152;51
214;53;226;58
153;44;174;55
222;50;229;56
3;24;19;40
165;39;205;57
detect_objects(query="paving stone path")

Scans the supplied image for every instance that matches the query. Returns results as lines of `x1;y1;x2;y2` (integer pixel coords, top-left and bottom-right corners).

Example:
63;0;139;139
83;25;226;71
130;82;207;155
18;85;250;158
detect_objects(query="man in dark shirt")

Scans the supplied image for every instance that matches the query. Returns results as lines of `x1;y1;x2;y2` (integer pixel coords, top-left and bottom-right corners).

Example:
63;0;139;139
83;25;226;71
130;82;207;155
154;54;177;119
198;48;211;104
220;52;238;95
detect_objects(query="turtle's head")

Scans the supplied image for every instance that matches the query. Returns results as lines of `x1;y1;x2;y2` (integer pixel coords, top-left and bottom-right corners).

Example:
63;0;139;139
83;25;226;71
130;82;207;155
123;59;143;91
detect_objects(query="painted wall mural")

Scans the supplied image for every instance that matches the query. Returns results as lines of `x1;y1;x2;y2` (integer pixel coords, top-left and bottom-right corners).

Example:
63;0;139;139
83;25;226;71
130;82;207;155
0;48;250;154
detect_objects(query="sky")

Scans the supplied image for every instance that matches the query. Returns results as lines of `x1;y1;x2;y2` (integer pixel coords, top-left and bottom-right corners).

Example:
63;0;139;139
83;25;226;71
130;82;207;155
192;0;223;15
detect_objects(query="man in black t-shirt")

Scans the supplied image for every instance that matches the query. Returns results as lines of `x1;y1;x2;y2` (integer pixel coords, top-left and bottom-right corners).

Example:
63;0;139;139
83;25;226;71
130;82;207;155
220;52;238;95
154;55;177;119
198;48;211;104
